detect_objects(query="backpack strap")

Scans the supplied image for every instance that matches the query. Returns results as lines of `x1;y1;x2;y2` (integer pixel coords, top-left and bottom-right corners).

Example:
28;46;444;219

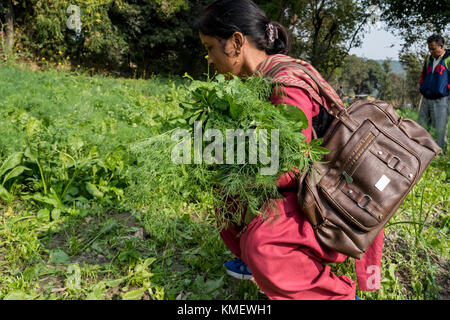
264;62;323;106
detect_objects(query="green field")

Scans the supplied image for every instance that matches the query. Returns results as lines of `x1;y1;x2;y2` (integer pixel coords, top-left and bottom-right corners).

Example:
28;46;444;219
0;64;448;300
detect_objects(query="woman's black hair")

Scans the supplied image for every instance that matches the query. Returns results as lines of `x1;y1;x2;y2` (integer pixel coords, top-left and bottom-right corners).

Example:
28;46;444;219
194;0;290;56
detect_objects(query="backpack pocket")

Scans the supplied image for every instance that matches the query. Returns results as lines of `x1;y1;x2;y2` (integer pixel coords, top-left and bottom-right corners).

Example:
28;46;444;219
319;120;419;231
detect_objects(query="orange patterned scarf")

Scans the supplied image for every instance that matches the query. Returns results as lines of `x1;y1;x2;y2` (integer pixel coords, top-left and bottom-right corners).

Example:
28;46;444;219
255;54;345;110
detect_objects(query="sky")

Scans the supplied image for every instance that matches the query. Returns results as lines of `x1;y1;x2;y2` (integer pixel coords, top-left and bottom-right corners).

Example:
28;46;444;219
349;25;404;61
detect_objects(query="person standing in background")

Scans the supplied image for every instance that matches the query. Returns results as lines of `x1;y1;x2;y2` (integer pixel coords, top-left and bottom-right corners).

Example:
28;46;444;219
419;34;449;154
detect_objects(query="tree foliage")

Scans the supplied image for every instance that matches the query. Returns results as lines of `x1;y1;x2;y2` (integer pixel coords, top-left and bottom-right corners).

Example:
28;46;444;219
0;0;14;56
8;0;128;70
8;0;439;82
334;54;383;96
109;0;211;77
2;0;212;76
399;52;423;107
255;0;376;79
1;0;380;77
378;59;395;101
371;0;450;50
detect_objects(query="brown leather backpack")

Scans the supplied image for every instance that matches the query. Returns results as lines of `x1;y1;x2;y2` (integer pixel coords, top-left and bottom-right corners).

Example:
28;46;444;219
269;62;442;259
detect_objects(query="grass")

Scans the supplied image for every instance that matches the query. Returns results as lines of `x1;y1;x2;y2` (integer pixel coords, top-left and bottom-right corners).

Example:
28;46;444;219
0;63;448;300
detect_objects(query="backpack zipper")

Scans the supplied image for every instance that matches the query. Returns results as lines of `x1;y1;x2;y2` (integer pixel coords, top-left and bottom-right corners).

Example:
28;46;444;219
341;130;376;179
347;132;376;174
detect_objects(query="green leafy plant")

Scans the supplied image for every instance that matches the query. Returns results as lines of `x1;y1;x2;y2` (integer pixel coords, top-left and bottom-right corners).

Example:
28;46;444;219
126;74;328;229
0;152;31;203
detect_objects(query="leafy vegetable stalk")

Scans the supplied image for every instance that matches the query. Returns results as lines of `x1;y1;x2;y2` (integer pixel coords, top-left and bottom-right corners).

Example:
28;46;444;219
126;75;329;229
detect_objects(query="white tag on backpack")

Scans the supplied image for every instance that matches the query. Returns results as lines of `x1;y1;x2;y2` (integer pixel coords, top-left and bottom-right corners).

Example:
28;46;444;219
375;175;390;191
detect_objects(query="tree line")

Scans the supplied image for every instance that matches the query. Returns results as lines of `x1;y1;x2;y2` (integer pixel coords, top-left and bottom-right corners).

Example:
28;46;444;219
331;54;423;108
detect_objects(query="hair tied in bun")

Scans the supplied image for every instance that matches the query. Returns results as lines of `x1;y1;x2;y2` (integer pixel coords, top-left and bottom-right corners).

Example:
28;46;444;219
266;23;279;46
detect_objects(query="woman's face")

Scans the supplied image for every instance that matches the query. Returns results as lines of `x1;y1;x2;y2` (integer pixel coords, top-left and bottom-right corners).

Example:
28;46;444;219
200;32;242;76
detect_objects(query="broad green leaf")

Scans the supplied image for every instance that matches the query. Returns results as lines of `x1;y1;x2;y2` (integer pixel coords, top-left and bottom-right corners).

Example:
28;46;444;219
121;287;147;300
214;100;228;111
86;283;106;300
37;208;50;222
49;249;71;265
215;74;225;82
278;104;308;129
179;102;195;110
66;186;79;197
206;89;216;105
86;182;104;198
192;88;204;100
188;112;201;125
0;185;13;203
2;165;31;185
312;146;330;154
99;219;118;234
412;281;423;296
228;100;242;120
0;152;23;178
3;290;33;300
310;138;324;146
199;111;207;123
24;147;38;162
203;277;224;294
26;118;41;136
51;208;61;220
97;184;111;193
24;192;63;209
59;153;76;168
101;277;128;288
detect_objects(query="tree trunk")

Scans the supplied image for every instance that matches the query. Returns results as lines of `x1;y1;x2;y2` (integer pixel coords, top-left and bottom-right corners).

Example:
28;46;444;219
4;0;14;55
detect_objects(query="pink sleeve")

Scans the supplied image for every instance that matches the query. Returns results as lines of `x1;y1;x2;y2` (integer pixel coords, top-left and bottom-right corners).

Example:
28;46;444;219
270;86;319;189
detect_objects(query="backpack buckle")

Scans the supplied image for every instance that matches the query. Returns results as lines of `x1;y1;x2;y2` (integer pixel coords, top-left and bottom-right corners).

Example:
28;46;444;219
357;194;372;209
387;156;401;169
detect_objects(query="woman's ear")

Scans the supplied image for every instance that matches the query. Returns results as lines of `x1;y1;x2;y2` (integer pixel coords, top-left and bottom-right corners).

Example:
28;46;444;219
232;32;245;56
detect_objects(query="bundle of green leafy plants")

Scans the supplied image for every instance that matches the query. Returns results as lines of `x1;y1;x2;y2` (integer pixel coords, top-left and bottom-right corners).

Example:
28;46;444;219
125;74;328;229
